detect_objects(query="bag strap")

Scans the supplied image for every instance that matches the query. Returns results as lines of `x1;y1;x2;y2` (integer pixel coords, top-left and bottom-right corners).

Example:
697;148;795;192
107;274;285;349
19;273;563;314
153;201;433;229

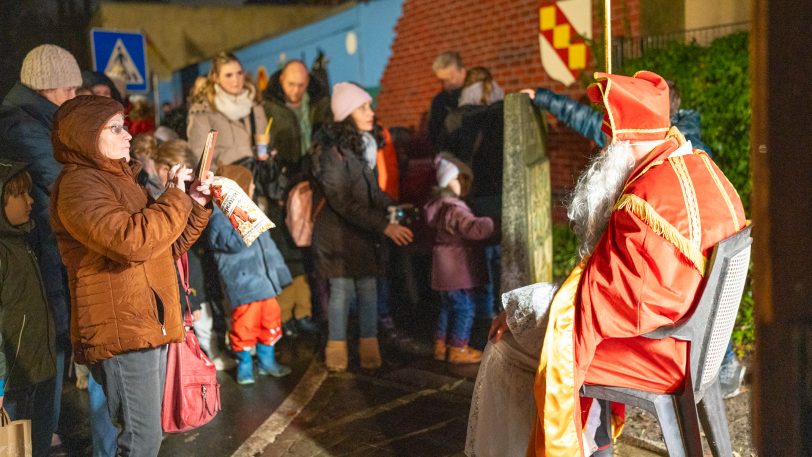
175;253;194;327
249;110;257;147
0;407;10;426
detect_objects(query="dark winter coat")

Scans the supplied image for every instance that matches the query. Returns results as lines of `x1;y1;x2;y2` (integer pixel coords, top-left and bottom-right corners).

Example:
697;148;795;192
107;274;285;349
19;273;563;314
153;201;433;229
424;194;495;291
531;87;713;154
263;70;331;175
311;127;393;279
207;206;292;307
428;88;462;152
50;96;212;364
263;70;331;275
0;82;70;340
441;101;505;200
0;161;56;394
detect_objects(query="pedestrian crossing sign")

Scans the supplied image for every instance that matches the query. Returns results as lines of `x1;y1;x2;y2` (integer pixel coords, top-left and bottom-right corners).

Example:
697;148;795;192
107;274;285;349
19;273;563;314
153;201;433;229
91;28;149;93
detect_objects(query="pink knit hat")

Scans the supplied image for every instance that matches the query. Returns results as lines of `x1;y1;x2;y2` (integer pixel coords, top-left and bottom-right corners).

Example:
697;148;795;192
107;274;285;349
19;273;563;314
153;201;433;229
331;82;372;122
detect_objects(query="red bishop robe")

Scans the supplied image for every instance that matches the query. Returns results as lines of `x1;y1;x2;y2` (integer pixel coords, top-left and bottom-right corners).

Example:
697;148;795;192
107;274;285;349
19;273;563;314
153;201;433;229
529;129;746;457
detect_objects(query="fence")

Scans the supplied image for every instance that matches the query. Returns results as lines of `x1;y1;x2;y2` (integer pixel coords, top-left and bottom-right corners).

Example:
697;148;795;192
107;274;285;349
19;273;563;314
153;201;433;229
611;21;750;69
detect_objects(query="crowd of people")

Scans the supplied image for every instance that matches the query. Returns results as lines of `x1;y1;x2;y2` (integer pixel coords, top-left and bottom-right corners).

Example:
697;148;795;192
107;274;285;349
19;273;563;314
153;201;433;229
0;42;747;457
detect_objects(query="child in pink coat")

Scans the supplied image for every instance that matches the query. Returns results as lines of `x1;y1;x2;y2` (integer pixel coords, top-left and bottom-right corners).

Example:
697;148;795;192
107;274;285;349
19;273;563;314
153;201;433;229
424;156;495;364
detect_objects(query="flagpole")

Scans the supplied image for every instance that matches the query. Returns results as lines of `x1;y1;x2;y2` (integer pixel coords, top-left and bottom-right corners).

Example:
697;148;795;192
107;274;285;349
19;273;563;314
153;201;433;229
604;0;612;73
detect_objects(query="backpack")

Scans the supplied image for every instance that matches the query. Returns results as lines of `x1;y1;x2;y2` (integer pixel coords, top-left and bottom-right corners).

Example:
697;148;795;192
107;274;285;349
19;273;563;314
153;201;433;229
285;180;325;247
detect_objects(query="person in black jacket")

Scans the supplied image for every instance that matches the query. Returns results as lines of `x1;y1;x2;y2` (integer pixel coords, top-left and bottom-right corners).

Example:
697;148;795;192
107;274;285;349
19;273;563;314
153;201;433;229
427;51;467;152
311;83;413;372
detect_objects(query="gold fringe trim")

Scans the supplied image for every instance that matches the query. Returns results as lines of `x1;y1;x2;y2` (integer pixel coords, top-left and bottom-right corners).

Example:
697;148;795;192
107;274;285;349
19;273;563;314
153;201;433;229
615;194;707;275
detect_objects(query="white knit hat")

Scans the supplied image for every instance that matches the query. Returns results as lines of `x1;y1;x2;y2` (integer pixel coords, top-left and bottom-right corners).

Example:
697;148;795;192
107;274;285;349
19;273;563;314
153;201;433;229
331;82;372;122
436;158;460;188
20;44;82;90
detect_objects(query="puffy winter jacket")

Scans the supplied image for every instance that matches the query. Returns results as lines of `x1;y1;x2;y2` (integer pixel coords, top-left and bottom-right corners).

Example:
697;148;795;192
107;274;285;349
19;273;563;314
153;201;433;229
207;206;292;307
311;127;393;279
50;96;211;364
0;82;70;339
424;194;495;291
0;161;56;395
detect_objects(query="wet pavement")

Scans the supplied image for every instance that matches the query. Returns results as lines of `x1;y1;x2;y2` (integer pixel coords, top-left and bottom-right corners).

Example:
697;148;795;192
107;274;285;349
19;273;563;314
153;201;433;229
59;324;712;456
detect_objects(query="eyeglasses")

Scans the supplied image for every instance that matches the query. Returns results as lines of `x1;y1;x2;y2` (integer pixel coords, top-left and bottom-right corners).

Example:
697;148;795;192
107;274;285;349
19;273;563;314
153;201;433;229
104;124;129;135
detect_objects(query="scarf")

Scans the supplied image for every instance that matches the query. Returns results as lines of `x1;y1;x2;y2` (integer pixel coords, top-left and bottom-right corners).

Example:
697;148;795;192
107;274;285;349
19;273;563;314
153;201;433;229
288;92;312;157
361;132;378;170
214;84;254;122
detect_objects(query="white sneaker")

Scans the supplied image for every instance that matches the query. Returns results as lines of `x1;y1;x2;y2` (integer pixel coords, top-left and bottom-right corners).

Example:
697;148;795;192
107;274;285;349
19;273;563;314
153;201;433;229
211;355;237;371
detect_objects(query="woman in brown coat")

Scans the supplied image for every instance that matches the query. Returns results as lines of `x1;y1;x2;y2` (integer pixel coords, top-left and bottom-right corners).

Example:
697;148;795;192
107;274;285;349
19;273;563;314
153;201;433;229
50;96;212;457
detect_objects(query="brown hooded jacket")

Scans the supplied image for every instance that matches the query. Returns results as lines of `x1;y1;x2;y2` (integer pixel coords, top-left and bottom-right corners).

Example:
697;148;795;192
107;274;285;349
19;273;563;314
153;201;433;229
50;96;211;364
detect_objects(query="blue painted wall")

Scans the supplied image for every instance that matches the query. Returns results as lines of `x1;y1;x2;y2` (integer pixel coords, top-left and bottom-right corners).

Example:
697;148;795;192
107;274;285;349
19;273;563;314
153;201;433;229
158;0;403;107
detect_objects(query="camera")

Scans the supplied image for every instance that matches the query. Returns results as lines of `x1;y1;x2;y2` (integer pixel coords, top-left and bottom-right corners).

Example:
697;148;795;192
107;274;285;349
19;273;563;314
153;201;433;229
387;204;420;227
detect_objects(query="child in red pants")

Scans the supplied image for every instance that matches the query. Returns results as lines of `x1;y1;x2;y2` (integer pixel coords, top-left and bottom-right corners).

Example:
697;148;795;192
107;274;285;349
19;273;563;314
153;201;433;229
207;165;293;384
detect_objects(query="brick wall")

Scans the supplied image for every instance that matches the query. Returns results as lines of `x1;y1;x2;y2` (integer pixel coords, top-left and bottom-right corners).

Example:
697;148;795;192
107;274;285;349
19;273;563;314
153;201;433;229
377;0;640;222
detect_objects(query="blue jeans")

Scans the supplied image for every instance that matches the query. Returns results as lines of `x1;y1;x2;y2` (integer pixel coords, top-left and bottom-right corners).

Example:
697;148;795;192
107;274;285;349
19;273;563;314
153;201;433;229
436;289;476;348
90;346;168;457
4;376;57;457
328;277;378;341
88;372;118;457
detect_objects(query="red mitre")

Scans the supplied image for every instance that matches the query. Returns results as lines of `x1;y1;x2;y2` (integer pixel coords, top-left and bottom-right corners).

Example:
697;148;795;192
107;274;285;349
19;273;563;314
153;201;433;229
587;71;670;143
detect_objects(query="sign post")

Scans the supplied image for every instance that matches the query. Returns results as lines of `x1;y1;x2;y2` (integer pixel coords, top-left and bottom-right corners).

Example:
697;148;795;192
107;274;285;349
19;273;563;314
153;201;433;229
90;28;149;93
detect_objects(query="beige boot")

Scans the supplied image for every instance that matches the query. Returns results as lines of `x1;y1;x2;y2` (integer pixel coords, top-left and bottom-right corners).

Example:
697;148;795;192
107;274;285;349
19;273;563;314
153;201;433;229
325;340;348;372
447;346;482;364
433;340;447;361
359;337;382;370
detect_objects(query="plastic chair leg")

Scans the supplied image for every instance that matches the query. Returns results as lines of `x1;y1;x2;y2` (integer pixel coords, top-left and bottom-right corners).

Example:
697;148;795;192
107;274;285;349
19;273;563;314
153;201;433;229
653;396;688;457
675;390;704;457
698;379;733;457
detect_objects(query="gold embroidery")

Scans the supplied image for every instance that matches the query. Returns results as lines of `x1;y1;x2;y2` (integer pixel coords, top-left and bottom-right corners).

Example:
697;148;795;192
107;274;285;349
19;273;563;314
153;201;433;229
669;156;702;254
700;155;741;231
615;194;707;275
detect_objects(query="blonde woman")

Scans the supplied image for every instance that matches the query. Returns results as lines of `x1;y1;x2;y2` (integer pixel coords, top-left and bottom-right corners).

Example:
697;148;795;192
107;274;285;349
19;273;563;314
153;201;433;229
187;52;268;167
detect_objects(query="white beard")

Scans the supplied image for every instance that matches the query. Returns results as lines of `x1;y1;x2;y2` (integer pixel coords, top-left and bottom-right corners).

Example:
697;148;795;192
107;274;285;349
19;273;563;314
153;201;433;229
567;141;636;259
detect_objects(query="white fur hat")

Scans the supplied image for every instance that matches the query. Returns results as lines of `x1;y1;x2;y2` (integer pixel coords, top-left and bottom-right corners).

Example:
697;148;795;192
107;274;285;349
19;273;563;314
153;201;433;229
436;158;460;188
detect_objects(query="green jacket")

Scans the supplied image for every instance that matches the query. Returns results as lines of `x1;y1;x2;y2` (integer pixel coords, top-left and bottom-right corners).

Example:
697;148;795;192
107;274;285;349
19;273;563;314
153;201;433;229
0;161;56;395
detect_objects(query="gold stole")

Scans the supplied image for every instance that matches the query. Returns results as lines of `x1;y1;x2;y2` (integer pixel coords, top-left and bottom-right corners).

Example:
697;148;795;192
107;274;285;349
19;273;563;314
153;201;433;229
528;261;586;457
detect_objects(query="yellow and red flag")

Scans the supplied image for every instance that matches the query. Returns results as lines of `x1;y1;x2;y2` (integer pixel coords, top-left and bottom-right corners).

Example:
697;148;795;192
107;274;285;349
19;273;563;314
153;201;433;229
538;0;592;86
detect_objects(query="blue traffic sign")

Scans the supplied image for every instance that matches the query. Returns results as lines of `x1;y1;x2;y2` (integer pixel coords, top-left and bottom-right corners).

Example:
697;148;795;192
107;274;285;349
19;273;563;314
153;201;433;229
91;29;149;93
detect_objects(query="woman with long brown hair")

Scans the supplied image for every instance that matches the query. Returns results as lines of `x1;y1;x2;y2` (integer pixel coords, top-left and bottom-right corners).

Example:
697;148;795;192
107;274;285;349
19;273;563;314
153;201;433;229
187;52;268;167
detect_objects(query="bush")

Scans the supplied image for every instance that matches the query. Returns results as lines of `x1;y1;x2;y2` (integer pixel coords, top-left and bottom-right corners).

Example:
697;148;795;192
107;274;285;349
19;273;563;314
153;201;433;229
618;32;751;211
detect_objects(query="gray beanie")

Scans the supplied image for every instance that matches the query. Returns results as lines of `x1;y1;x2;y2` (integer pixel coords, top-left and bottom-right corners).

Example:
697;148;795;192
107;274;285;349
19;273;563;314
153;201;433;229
20;44;82;90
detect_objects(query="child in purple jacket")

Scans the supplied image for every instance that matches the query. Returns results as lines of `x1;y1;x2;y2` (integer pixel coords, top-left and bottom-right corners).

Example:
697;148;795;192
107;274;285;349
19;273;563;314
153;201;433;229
424;156;495;364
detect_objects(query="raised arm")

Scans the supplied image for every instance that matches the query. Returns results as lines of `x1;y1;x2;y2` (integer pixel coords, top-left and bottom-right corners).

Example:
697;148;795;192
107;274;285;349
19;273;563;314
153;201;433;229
528;88;605;147
57;172;194;265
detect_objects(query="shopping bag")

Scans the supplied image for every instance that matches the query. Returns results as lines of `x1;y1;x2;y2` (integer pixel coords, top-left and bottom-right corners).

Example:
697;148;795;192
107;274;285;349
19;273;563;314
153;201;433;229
161;254;222;433
0;408;31;457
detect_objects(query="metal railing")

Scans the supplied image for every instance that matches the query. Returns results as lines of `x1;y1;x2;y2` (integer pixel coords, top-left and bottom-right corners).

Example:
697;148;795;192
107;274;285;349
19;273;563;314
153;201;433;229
611;21;750;69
